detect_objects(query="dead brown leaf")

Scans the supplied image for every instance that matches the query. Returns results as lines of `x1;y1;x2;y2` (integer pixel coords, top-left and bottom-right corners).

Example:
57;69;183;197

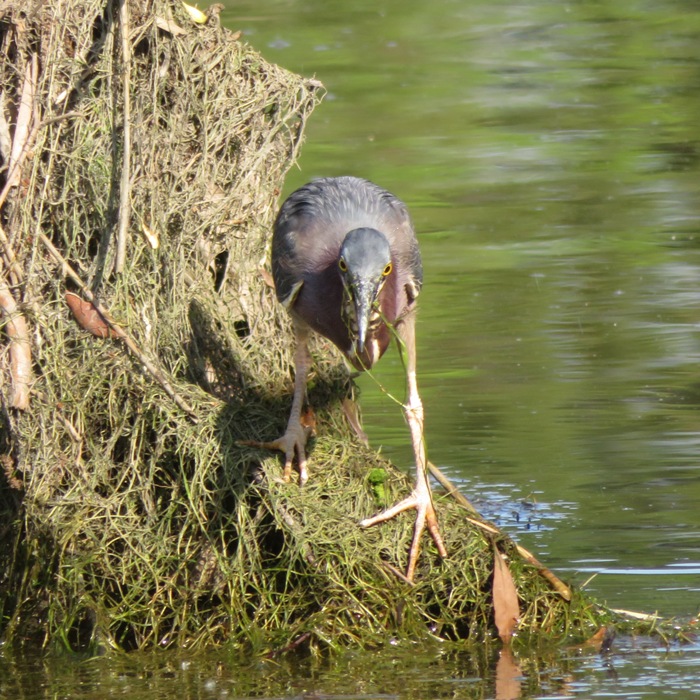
65;291;118;338
492;543;520;644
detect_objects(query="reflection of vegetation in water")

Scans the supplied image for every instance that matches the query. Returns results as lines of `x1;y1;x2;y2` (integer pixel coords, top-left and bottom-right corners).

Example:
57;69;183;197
3;631;699;698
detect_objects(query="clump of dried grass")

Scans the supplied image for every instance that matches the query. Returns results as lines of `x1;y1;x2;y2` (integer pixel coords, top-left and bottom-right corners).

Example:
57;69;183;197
0;0;325;650
0;0;651;656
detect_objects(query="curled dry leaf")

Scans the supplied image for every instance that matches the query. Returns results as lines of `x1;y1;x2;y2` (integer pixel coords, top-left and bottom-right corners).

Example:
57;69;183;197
492;543;520;644
65;291;118;338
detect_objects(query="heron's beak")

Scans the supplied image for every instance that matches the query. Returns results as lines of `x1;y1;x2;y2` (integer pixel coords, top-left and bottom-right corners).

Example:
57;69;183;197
352;279;376;357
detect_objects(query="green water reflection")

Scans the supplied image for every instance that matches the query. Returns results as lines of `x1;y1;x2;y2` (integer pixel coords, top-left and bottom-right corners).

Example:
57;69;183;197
224;0;700;622
3;637;700;699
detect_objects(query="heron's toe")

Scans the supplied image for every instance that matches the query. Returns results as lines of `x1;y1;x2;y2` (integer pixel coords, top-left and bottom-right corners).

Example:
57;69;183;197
238;418;313;485
360;489;447;582
268;421;311;485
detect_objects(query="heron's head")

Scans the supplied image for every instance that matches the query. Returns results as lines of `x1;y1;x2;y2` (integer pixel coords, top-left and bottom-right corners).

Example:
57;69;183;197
338;227;393;357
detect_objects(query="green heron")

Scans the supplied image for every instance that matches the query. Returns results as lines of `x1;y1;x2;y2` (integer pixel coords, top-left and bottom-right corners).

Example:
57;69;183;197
269;176;446;581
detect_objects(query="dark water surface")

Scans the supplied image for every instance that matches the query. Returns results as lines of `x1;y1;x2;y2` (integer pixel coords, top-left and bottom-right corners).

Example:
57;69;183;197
5;0;700;697
3;636;700;698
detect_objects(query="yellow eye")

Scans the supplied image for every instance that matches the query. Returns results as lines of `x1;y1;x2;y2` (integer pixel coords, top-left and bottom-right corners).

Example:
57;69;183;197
338;258;347;272
382;262;393;277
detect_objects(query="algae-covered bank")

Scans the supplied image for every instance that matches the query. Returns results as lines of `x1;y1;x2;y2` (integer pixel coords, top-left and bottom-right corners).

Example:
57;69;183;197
0;0;678;655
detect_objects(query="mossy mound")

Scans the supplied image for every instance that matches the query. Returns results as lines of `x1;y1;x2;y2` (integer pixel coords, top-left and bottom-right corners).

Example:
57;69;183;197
0;0;655;655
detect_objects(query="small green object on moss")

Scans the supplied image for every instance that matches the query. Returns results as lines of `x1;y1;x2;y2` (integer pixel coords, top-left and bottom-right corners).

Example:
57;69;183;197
367;468;388;506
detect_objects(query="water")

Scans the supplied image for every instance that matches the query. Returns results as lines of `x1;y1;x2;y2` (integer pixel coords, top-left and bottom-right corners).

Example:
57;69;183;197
220;0;700;695
3;637;700;698
6;0;700;696
227;0;700;615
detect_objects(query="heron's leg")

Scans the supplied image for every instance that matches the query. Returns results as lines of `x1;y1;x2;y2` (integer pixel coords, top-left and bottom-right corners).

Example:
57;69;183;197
359;313;447;581
264;321;313;485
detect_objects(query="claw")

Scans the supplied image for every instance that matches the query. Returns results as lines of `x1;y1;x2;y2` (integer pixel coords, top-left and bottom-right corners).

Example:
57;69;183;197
360;488;447;581
277;420;310;485
239;410;315;485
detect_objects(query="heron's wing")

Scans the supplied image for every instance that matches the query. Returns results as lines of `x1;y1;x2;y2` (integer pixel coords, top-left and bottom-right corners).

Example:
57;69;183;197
271;179;352;306
271;182;324;305
271;219;302;305
277;278;304;310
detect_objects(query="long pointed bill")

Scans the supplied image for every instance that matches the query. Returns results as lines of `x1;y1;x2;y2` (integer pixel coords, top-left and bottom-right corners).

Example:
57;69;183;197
353;281;375;357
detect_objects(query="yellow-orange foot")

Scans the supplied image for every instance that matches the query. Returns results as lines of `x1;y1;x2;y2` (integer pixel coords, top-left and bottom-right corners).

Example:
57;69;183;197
239;409;316;485
360;489;447;581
